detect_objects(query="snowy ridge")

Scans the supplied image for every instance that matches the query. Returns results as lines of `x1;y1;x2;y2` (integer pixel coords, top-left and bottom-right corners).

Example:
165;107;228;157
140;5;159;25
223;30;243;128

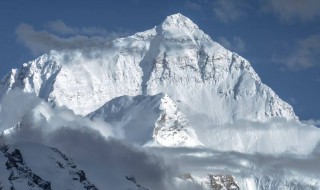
88;93;202;147
0;143;98;190
0;54;61;100
151;94;202;147
177;173;240;190
176;172;320;190
0;13;296;123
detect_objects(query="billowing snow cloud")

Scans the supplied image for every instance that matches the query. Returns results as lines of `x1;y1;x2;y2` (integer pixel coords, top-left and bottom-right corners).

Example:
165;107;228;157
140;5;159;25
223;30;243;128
0;90;175;190
1;89;320;189
302;119;320;128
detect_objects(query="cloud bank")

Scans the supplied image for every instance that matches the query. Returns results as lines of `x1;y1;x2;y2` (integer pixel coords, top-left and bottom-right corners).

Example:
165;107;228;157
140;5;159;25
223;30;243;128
0;90;175;190
1;89;320;189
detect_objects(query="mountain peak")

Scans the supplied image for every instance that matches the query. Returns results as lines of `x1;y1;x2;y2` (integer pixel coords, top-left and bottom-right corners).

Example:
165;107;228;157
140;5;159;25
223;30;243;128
161;13;199;30
0;13;296;122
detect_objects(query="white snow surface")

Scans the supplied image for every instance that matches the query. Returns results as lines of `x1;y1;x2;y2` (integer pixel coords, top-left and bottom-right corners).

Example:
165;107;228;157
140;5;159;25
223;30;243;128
0;13;296;124
0;142;97;190
88;93;202;147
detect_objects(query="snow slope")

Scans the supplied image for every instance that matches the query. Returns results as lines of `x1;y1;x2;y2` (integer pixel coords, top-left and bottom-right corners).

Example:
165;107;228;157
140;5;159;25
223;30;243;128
88;93;202;147
0;13;296;124
88;92;320;154
0;142;97;190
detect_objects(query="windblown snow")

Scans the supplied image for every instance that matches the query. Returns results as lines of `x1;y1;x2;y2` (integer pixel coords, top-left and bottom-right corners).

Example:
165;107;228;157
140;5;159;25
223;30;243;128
0;13;320;190
88;93;202;147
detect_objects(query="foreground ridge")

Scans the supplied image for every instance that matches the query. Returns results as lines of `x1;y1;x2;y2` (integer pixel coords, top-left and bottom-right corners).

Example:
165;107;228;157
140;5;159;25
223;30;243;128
0;143;98;190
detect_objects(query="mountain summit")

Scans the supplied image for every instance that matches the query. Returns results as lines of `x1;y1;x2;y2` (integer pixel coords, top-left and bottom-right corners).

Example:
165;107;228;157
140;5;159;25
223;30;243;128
161;13;199;29
162;13;199;29
0;13;296;123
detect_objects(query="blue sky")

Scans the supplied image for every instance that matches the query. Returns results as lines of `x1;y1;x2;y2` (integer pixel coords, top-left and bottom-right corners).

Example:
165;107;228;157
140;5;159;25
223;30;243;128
0;0;319;123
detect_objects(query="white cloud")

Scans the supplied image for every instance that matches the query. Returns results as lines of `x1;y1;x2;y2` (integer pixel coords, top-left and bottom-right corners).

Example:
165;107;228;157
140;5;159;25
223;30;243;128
185;1;203;11
46;20;76;35
218;36;246;53
46;20;115;36
185;0;252;22
302;119;320;127
263;0;320;21
187;0;320;23
0;90;175;190
15;21;131;56
277;34;320;70
1;89;320;189
213;0;251;22
152;144;320;186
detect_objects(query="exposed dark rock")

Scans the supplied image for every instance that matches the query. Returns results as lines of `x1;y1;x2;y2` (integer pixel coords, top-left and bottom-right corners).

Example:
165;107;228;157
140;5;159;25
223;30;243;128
208;174;239;190
0;144;99;190
1;148;52;190
125;175;149;190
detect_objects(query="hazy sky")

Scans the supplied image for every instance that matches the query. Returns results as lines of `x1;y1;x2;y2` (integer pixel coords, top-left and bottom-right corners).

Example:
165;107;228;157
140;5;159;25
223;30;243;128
0;0;319;122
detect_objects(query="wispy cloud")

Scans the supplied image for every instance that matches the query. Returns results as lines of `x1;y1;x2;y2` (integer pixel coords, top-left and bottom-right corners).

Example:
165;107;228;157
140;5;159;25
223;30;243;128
46;20;114;36
46;20;76;35
262;0;320;22
186;0;320;23
185;1;203;11
276;34;320;70
212;0;251;23
302;119;320;127
185;0;252;23
218;36;247;53
287;97;297;105
15;21;131;56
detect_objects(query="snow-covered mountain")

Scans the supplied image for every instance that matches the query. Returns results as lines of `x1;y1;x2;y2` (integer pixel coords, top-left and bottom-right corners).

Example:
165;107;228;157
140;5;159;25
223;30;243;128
0;13;295;124
88;93;202;147
1;13;320;190
0;142;98;190
0;140;157;190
